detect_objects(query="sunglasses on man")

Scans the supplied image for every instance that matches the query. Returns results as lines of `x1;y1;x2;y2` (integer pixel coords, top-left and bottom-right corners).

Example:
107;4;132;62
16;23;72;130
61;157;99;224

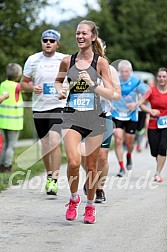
42;39;56;43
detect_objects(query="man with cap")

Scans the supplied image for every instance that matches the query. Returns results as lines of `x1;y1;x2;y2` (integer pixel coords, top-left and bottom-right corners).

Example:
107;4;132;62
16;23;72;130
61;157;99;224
21;29;67;195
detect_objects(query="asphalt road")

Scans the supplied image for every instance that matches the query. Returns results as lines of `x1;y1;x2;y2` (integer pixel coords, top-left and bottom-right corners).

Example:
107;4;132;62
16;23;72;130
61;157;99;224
0;144;167;252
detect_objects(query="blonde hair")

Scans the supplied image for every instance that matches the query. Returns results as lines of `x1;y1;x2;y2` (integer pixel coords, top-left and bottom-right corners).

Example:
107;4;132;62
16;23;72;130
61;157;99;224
78;20;105;57
6;63;22;81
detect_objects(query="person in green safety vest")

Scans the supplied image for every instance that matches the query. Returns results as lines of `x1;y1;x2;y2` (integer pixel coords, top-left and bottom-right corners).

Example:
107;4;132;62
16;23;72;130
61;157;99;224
0;63;23;172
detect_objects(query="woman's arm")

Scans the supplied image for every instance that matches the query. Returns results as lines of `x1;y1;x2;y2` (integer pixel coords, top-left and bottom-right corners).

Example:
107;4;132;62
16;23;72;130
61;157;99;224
78;57;121;101
55;56;70;99
140;103;160;117
97;57;121;101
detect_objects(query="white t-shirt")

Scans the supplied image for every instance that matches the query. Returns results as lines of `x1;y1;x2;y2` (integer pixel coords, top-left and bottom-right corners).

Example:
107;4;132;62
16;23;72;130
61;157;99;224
100;65;120;116
23;51;67;111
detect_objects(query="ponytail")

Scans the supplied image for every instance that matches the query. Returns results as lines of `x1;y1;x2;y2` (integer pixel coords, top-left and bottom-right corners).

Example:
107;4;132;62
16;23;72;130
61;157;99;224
92;37;106;57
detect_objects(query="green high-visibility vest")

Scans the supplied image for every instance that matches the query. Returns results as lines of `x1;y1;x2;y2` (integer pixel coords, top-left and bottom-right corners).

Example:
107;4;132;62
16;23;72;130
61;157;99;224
0;80;23;130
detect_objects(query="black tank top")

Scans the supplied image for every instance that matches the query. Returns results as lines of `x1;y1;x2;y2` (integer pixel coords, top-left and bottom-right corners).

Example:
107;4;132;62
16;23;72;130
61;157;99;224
66;52;102;112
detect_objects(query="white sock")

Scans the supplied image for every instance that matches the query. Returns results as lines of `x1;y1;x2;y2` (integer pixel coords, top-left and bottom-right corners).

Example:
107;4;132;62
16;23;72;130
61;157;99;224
71;192;78;201
86;199;94;206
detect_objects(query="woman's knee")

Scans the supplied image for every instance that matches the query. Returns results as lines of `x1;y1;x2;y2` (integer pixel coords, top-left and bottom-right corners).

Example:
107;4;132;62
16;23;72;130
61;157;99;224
86;162;97;174
68;158;80;171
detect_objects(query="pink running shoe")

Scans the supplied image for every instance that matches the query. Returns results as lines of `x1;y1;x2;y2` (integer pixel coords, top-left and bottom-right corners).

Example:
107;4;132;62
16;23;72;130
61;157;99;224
65;195;81;221
136;144;142;152
154;175;163;182
83;205;96;224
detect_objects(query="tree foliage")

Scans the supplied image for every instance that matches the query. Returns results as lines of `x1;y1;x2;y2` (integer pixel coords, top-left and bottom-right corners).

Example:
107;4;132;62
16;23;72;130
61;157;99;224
1;0;166;140
86;0;167;74
0;0;50;81
0;0;167;82
58;17;83;54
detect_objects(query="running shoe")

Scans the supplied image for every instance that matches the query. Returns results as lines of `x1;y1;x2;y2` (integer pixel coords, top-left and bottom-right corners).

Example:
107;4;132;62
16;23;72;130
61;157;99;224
117;168;126;177
126;156;132;170
83;205;96;224
65;195;81;221
153;175;163;182
45;178;58;195
83;183;87;195
136;144;142;152
95;189;106;203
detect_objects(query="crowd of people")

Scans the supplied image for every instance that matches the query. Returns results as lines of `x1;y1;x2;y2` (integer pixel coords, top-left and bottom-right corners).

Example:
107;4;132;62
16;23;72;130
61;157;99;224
0;20;166;224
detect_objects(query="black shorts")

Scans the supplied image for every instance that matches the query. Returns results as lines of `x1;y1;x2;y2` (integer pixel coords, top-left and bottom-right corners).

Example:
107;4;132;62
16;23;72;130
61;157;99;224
112;118;137;134
62;107;106;138
148;128;167;157
136;111;147;132
33;108;64;139
101;115;114;148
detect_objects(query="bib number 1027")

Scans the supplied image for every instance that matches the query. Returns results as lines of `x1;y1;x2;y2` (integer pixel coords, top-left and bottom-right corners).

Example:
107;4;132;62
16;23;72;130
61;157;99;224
69;93;94;110
73;98;90;106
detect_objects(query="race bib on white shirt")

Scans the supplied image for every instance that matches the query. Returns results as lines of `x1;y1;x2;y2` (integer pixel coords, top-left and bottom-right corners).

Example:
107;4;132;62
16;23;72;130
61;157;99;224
43;83;57;95
23;52;67;111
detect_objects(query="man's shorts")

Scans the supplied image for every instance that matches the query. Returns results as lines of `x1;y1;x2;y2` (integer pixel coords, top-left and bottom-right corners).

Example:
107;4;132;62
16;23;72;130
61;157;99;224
112;118;137;134
33;107;64;139
101;115;113;148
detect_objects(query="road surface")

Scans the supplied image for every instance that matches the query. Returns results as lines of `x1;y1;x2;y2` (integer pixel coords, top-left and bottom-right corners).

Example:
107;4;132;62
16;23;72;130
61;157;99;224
0;145;167;252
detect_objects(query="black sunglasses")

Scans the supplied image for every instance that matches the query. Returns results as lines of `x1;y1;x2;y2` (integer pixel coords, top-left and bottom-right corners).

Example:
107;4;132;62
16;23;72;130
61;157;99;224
42;39;56;43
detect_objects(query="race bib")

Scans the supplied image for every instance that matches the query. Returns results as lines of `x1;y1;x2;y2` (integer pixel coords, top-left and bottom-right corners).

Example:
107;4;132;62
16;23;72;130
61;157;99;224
43;83;57;95
69;93;94;111
157;116;167;129
119;112;128;117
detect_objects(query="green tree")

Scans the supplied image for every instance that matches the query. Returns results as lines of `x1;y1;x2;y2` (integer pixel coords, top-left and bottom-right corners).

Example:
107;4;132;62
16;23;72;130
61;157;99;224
0;0;49;82
0;0;52;139
86;0;167;73
115;0;167;72
58;17;84;54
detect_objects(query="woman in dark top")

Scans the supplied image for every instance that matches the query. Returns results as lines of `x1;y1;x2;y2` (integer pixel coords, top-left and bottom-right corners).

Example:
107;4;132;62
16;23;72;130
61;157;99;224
55;20;121;224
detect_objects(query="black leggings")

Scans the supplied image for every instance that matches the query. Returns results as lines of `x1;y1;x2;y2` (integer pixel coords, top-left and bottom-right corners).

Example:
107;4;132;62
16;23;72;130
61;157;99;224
148;128;167;157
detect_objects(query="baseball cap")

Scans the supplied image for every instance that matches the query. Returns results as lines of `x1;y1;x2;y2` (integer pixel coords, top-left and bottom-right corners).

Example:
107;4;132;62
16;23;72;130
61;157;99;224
41;29;61;41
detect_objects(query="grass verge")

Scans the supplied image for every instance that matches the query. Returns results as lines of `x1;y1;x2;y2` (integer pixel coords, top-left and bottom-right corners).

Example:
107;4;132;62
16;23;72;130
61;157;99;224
0;146;66;192
0;140;113;192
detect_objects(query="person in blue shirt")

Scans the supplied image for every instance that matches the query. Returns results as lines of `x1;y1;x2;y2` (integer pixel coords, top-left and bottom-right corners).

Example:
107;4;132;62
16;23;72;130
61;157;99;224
112;60;148;176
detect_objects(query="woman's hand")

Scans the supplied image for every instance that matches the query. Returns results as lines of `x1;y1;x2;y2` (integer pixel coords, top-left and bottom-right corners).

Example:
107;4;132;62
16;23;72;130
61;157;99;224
78;70;94;86
58;88;67;99
58;82;69;99
150;109;160;117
